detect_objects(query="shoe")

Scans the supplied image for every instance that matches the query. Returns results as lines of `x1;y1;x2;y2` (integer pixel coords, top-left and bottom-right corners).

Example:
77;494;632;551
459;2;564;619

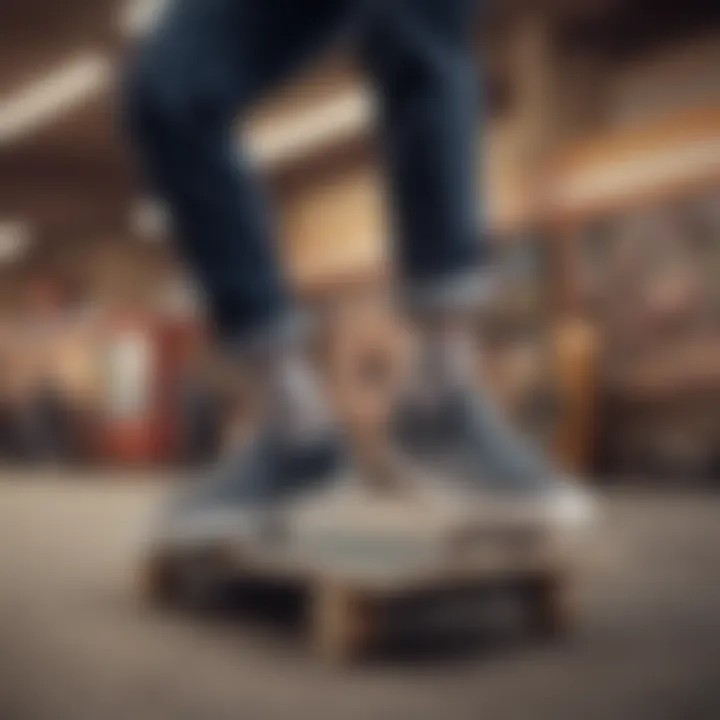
154;430;349;546
393;390;595;523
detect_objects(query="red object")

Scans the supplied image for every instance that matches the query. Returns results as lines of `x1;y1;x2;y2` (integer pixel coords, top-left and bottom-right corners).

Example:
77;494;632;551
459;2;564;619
100;312;204;466
101;312;161;465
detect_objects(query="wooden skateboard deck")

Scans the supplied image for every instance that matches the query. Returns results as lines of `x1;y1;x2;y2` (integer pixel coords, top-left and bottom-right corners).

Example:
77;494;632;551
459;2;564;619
138;479;593;662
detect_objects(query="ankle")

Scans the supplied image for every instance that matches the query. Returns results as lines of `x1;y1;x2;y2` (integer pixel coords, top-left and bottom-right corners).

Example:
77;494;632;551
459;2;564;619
416;320;480;399
263;349;334;445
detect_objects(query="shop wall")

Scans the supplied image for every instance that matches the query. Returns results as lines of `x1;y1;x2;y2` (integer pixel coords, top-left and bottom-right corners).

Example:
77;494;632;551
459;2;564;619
609;33;720;129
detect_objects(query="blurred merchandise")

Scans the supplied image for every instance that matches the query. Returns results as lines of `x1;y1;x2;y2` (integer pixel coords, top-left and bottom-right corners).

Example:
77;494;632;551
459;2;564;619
0;1;718;481
547;108;720;478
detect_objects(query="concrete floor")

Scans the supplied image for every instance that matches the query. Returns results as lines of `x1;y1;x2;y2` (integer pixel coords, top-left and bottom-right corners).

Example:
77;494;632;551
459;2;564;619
0;475;719;720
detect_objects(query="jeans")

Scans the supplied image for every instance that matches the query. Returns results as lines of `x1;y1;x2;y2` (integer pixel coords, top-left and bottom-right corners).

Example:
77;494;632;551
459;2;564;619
124;0;487;349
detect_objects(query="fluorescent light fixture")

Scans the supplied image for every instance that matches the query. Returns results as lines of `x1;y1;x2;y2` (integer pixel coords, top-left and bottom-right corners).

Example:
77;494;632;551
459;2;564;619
0;36;370;163
0;54;111;146
131;198;168;240
120;0;167;38
0;221;32;263
249;87;374;166
552;138;720;211
155;276;204;318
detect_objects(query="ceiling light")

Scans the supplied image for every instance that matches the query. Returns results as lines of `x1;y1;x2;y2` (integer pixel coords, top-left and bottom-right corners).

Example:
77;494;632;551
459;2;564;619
120;0;167;38
131;198;168;240
249;88;373;166
0;221;32;263
0;54;111;146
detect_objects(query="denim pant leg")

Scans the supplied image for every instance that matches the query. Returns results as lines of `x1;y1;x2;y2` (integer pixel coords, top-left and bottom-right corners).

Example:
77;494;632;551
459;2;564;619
362;0;490;314
123;0;353;351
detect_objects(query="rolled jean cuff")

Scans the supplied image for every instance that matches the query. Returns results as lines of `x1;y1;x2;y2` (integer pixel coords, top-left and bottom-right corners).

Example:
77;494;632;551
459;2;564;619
400;268;499;318
221;310;311;361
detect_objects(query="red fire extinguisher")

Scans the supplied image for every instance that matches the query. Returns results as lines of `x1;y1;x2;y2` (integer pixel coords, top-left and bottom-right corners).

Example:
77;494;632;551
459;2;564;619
102;312;162;465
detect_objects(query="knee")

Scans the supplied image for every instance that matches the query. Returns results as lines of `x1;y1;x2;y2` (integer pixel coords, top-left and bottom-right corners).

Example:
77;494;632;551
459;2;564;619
122;52;171;147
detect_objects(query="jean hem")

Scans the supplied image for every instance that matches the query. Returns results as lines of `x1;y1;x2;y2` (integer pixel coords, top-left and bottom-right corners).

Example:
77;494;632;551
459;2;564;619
401;267;498;316
221;310;311;360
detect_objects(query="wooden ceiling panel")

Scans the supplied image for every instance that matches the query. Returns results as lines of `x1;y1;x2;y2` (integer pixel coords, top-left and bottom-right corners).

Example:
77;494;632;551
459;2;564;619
0;0;117;93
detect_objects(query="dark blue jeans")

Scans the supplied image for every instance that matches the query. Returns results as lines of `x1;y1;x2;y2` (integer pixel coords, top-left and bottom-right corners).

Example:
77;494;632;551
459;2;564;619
125;0;486;348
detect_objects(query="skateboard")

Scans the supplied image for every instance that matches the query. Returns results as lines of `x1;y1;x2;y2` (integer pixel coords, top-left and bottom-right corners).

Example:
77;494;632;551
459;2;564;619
137;468;596;663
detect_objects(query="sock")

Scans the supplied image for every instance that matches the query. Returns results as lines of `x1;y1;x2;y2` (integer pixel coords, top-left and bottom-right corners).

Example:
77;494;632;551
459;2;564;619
264;349;333;446
416;320;479;405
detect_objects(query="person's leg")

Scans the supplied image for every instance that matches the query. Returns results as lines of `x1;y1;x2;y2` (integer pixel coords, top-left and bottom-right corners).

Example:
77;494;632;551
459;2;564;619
361;0;488;314
124;0;356;502
361;0;490;406
362;2;592;502
124;0;354;350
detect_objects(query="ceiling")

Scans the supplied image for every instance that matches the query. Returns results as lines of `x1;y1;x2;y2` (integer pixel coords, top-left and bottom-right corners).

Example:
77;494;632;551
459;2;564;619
0;0;366;243
0;0;132;242
0;0;715;254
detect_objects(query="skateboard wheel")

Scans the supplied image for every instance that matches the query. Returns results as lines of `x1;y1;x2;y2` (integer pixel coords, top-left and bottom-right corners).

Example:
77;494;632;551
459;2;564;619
522;573;576;639
138;550;179;608
311;581;376;664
